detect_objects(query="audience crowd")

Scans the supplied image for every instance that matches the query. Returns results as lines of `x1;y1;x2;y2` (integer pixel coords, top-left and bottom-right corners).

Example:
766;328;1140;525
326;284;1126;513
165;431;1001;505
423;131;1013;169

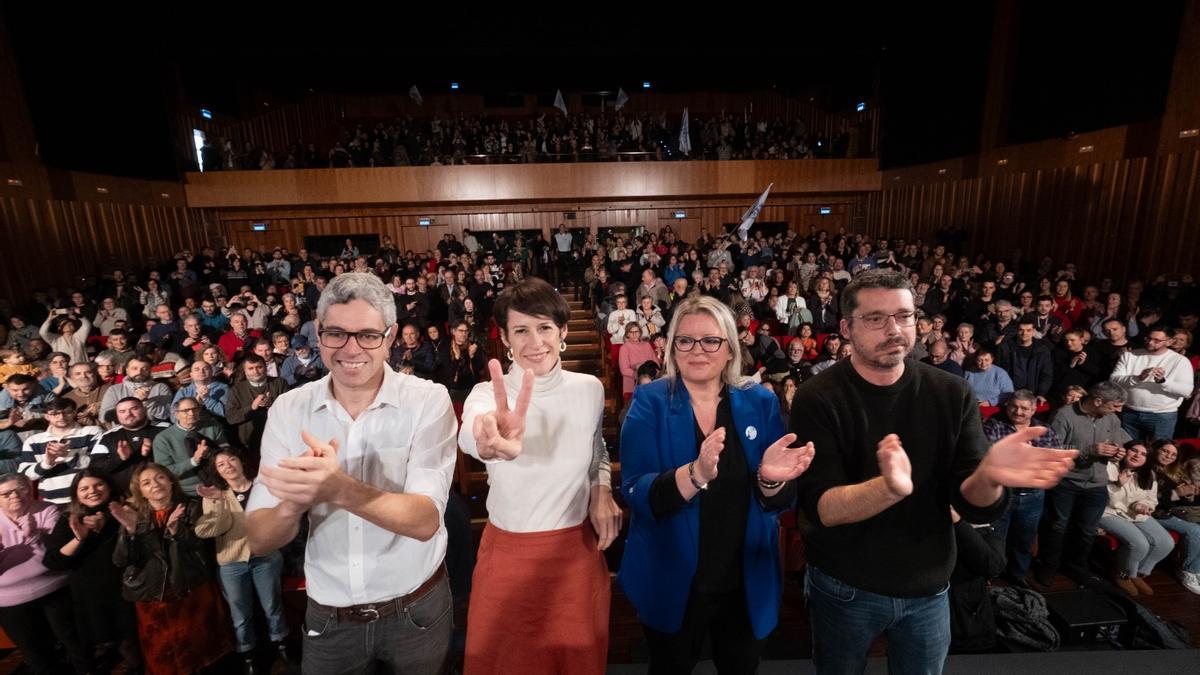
198;108;858;171
1;216;1199;671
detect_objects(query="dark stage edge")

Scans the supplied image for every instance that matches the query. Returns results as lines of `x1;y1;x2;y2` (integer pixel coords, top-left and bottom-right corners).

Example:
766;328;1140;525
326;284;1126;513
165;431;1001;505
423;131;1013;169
605;649;1200;674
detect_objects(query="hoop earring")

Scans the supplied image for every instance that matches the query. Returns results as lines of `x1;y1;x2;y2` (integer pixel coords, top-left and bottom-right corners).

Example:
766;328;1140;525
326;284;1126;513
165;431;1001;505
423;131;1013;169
506;349;514;361
560;341;567;352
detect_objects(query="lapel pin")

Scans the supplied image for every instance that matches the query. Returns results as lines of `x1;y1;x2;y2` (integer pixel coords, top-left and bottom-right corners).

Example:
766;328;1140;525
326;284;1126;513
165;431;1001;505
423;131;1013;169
745;426;757;440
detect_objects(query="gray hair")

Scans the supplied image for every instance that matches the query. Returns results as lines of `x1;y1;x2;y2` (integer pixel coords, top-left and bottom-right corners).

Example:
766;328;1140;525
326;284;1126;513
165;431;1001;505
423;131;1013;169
316;273;397;328
1088;381;1126;404
1009;389;1038;405
840;269;915;322
994;299;1013;310
0;473;31;489
662;295;751;389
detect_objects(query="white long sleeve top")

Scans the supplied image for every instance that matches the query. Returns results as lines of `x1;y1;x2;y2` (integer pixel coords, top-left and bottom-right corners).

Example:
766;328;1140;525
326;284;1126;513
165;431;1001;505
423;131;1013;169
458;360;611;533
1109;348;1194;413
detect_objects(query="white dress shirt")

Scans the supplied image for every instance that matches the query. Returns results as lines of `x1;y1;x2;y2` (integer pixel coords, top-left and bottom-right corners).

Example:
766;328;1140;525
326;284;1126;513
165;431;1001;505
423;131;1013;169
246;367;457;606
458;360;610;533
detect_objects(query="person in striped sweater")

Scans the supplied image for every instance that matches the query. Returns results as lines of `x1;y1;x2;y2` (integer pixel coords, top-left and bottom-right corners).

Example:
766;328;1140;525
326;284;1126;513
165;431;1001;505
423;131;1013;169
18;398;100;505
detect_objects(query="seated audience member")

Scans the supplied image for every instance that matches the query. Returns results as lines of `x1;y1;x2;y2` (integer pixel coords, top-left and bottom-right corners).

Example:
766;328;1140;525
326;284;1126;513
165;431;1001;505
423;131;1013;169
109;463;235;672
172;360;230;421
964;349;1013;407
279;334;326;387
810;340;852;376
152;397;231;496
0;473;89;674
387;323;439;380
606;295;637;345
948;323;979;367
1148;440;1200;594
19;398;101;505
91;397;170;490
179;314;217;357
1099;440;1175;596
995;319;1053;404
438;321;486;404
42;470;142;672
923;339;965;377
195;447;290;671
4;316;40;354
62;363;105;429
99;356;173;424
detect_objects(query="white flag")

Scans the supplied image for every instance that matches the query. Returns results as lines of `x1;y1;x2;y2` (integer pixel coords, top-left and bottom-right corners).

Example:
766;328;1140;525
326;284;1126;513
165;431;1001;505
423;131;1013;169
737;183;773;241
679;107;692;156
554;89;568;116
614;87;629;111
409;85;423;106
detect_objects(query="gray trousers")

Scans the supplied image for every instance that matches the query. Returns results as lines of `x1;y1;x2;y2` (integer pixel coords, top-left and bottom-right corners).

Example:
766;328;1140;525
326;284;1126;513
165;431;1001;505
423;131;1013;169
302;576;452;675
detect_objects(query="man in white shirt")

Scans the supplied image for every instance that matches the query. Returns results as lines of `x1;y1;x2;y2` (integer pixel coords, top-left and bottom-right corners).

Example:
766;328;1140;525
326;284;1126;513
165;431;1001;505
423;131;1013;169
1110;325;1194;440
246;272;457;674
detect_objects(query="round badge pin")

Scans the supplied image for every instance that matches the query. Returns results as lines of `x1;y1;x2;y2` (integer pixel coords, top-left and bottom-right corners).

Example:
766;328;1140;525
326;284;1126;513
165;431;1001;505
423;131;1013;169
745;426;758;440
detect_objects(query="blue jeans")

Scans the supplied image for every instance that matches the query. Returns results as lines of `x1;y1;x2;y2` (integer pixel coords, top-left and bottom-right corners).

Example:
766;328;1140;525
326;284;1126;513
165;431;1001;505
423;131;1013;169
991;489;1044;579
1040;482;1108;579
1121;409;1178;442
217;551;288;653
806;565;950;675
1159;516;1200;573
1097;515;1175;577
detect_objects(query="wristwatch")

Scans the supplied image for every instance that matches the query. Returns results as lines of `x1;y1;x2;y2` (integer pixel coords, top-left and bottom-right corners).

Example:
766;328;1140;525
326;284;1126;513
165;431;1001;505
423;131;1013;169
688;462;709;490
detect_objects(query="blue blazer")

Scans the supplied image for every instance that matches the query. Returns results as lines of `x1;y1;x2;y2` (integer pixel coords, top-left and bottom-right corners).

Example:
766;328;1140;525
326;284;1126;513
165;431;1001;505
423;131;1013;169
617;377;789;639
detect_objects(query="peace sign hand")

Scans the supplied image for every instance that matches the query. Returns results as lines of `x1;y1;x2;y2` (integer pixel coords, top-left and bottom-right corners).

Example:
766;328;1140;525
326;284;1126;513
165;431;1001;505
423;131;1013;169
472;359;534;461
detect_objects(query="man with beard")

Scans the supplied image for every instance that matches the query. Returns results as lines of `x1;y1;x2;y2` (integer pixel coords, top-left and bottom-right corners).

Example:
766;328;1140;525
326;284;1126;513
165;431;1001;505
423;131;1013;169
792;269;1076;673
226;354;288;457
97;328;136;373
99;356;173;424
91;397;170;489
62;362;106;428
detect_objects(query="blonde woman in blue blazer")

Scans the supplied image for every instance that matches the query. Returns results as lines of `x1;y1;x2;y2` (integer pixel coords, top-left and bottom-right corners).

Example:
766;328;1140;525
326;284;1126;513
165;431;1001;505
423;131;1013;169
619;295;815;673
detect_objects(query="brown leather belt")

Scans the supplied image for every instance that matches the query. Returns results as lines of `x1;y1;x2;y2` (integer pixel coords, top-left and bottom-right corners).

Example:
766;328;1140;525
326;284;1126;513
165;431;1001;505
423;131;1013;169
328;566;446;624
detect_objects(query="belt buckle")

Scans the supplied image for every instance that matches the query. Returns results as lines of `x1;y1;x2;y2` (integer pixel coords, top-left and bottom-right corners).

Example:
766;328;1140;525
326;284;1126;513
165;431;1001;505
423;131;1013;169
352;605;380;623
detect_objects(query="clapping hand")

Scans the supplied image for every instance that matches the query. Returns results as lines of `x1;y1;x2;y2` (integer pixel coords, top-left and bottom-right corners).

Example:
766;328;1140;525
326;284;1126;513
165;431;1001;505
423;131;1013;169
108;501;139;533
260;430;344;511
164;504;186;535
877;434;913;498
196;485;222;500
978;426;1078;489
472;360;534;461
759;434;815;484
693;427;726;485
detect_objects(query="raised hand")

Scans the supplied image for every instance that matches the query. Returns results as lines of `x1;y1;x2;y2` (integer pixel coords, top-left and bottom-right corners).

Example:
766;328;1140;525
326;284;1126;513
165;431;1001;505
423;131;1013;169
877;434;913;498
978;426;1078;489
116;439;132;461
82;513;106;533
693;427;726;485
140;438;152;457
196;485;223;500
759;434;815;483
68;513;90;541
165;504;186;535
472;360;534;461
108;501;139;533
191;439;210;465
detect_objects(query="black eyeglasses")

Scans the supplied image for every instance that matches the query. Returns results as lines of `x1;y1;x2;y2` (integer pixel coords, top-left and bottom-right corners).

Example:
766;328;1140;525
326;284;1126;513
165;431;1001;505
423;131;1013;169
318;327;393;350
851;311;918;330
673;336;729;353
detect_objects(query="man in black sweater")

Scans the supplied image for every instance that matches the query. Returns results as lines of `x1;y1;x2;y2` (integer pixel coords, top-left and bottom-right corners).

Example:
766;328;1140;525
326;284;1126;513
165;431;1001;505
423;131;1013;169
792;270;1076;674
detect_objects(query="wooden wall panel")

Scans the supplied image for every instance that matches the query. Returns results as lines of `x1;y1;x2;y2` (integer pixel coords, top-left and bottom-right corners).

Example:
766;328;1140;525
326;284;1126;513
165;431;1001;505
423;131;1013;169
0;198;214;302
870;151;1200;284
218;197;867;255
184;159;882;209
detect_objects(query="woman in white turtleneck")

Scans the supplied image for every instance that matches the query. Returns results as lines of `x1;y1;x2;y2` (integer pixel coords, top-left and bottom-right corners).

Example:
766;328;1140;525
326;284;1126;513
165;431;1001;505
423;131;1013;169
458;277;621;675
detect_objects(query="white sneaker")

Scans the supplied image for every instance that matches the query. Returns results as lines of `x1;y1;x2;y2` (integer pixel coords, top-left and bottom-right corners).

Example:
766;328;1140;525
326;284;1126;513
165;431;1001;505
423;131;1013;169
1181;571;1200;595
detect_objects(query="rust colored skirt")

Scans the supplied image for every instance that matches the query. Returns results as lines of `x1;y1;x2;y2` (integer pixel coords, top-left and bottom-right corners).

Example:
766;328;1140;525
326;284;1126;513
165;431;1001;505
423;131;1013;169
135;580;236;675
465;522;611;675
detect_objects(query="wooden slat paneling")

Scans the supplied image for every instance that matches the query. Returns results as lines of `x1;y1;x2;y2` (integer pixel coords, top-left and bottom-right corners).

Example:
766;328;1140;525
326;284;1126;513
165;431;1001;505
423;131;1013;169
0;198;212;302
869;151;1200;284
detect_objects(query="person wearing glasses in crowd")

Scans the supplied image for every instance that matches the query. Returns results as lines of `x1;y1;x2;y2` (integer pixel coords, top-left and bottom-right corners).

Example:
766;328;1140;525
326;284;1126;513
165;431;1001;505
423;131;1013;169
458;278;620;675
18;398;101;505
791;269;1078;673
619;295;816;673
0;473;90;674
152;396;231;496
245;273;458;675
